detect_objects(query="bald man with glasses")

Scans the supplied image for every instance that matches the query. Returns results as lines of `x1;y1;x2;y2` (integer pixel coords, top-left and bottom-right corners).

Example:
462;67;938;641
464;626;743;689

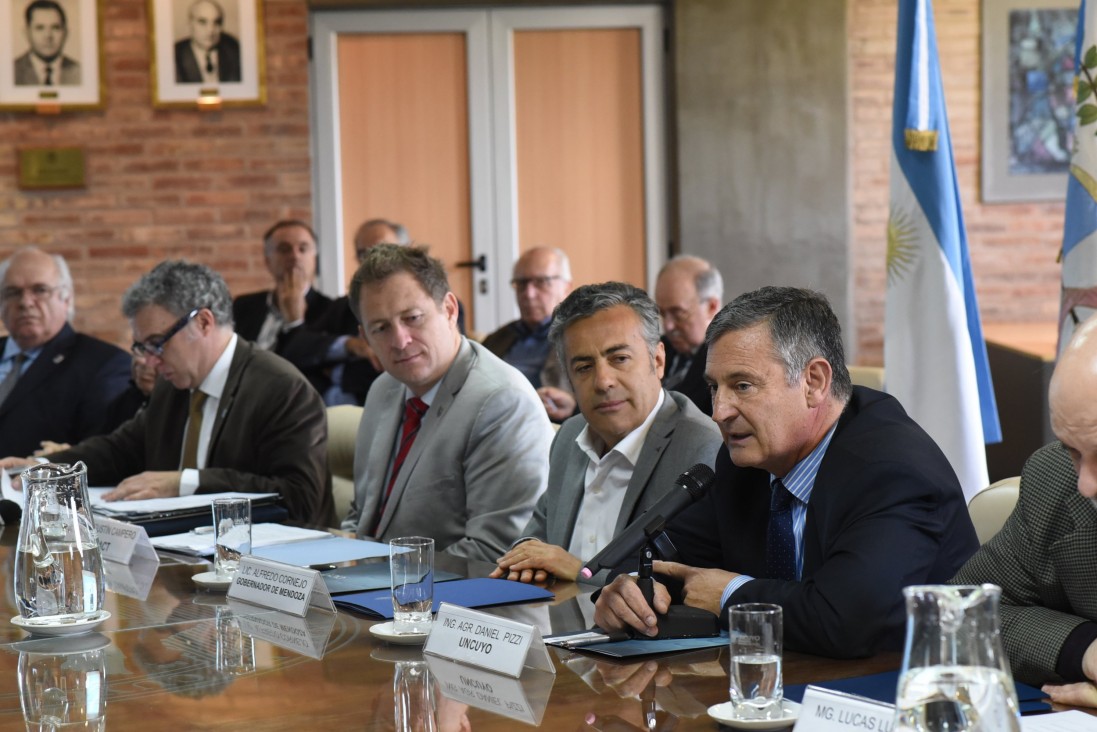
0;247;130;459
4;260;332;527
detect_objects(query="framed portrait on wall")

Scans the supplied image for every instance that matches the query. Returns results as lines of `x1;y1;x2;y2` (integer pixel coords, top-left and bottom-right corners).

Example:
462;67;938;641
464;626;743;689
0;0;104;111
982;0;1076;202
148;0;266;108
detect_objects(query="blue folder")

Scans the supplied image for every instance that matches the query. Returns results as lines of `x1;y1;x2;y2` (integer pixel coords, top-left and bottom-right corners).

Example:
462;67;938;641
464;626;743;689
784;670;1050;715
333;578;554;619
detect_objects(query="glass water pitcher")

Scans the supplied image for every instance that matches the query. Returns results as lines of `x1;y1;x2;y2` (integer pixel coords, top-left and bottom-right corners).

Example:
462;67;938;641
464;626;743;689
14;462;105;624
895;584;1020;732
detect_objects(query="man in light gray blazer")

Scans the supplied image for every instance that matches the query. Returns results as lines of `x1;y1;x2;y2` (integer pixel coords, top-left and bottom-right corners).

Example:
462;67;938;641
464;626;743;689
492;282;721;584
341;244;553;562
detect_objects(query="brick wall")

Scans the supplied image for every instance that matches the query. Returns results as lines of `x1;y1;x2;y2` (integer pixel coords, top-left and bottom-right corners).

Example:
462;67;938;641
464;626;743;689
0;0;311;349
850;0;1063;364
0;0;1067;360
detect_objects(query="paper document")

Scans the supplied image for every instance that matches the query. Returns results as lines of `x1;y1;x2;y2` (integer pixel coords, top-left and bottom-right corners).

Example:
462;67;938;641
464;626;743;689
0;470;19;507
1023;711;1097;730
253;537;392;566
151;523;331;556
91;491;278;516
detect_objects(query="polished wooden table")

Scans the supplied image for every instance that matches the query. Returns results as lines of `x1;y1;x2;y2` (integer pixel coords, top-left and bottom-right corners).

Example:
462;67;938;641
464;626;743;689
0;528;904;731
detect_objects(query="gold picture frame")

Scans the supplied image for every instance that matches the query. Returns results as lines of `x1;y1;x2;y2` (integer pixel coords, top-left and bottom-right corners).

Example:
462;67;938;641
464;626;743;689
0;0;105;112
148;0;266;108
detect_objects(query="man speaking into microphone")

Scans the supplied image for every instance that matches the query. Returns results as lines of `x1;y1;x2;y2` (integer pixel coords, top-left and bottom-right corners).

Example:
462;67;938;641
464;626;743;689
594;287;979;659
491;282;722;584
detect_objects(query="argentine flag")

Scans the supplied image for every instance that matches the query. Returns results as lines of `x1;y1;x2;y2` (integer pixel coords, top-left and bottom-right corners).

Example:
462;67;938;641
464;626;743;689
885;0;1001;502
1061;0;1097;350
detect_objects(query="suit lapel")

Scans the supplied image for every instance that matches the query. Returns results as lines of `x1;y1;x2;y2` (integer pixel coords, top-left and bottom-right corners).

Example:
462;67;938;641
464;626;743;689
0;325;75;418
553;441;589;547
376;339;476;535
204;339;251;460
614;392;676;535
357;379;404;535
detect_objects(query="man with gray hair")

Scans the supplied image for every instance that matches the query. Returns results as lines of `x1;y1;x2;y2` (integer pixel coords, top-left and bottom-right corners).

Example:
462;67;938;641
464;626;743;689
653;254;724;415
343;244;552;561
483;247;574;419
0;247;130;457
22;260;331;526
491;282;721;584
594;286;977;658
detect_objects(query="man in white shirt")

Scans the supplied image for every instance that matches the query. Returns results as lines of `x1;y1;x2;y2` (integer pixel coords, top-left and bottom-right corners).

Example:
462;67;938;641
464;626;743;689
491;282;721;583
34;260;331;526
13;0;81;87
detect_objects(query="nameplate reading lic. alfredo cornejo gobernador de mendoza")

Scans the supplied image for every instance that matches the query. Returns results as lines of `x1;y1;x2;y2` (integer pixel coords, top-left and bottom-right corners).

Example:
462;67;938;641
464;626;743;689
228;556;335;617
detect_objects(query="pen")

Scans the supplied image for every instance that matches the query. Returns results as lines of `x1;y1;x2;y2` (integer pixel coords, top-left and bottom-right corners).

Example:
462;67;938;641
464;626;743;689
553;630;630;649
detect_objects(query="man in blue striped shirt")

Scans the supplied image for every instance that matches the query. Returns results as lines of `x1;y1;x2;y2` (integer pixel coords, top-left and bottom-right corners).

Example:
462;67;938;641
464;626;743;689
595;286;978;658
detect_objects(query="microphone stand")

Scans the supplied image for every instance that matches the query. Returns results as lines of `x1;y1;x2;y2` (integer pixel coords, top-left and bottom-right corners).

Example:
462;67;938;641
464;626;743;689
632;526;720;641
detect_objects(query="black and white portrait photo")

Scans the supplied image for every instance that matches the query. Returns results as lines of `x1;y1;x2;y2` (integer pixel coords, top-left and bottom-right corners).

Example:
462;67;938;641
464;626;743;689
150;0;265;107
0;0;101;110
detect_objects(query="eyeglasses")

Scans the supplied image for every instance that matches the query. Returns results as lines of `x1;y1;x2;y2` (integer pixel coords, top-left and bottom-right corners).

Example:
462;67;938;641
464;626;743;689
131;309;199;357
511;275;563;292
1;284;64;303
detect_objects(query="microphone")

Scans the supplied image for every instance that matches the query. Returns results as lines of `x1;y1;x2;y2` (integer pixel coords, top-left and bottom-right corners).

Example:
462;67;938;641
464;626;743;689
579;463;716;579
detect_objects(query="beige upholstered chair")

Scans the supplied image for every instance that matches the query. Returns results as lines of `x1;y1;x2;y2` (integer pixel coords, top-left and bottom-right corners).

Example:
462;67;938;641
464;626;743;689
327;405;363;526
967;476;1020;544
847;365;885;391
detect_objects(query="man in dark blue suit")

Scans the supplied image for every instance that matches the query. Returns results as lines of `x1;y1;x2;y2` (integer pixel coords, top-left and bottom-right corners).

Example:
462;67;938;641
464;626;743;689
0;248;130;458
594;286;978;658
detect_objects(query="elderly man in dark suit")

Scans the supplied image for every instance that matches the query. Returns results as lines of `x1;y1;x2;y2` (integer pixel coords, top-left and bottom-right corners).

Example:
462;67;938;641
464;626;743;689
490;282;722;584
953;316;1097;705
9;260;331;526
14;0;81;86
174;0;241;83
595;286;978;658
0;248;130;458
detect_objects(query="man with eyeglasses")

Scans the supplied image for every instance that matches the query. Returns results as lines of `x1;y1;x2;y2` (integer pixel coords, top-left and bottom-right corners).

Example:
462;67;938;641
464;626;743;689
483;247;575;421
0;247;130;458
20;260;332;526
653;255;724;416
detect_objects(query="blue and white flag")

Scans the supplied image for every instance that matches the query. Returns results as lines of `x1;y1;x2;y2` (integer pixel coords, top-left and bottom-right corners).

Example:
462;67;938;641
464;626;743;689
886;0;1001;502
1061;0;1097;351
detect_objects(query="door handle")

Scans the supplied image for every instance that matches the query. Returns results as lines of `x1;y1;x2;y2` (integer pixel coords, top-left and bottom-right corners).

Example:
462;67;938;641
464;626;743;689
454;254;487;273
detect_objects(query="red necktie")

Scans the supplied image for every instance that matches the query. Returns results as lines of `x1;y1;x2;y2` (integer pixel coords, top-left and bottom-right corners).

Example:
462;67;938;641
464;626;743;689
371;397;427;534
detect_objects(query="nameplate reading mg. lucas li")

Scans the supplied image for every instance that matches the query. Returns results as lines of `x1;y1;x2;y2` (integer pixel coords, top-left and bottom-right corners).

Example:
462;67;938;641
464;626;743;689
424;603;556;679
794;685;895;732
96;517;159;566
228;556;335;617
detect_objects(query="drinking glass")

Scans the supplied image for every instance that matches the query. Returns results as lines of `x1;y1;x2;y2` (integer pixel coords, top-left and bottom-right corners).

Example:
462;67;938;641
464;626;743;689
212;498;251;578
394;660;437;732
728;603;783;718
390;536;433;634
19;640;108;731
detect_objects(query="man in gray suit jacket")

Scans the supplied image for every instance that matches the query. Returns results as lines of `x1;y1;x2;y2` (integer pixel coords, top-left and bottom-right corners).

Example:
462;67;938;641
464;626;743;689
342;244;553;562
14;1;81;86
954;314;1097;705
491;282;722;584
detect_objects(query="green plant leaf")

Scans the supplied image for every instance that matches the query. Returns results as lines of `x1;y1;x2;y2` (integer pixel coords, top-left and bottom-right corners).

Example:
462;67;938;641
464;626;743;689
1080;103;1097;125
1086;45;1097;69
1082;84;1095;104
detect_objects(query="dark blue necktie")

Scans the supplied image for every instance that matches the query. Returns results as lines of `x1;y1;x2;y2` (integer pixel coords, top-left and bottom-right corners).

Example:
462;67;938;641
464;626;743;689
766;479;797;581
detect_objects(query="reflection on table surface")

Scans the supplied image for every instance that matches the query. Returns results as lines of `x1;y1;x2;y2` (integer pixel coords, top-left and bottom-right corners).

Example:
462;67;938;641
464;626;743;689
0;526;905;731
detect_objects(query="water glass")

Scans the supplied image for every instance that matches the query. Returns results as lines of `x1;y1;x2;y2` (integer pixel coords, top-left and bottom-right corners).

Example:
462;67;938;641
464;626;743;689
390;536;433;634
212;497;251;578
728;603;783;718
19;642;108;730
394;660;437;732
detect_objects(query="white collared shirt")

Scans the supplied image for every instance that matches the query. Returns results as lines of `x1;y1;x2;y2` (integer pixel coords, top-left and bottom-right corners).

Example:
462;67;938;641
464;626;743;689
254;290;308;351
179;334;238;495
190;41;219;84
567;390;666;560
28;54;56;86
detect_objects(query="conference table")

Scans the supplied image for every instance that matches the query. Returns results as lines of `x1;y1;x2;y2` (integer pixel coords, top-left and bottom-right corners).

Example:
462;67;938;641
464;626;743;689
0;526;929;730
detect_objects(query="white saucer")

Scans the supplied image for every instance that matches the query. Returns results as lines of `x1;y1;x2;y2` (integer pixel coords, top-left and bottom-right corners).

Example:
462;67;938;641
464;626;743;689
369;621;430;645
192;571;233;591
10;611;111;638
8;632;111;655
707;700;801;730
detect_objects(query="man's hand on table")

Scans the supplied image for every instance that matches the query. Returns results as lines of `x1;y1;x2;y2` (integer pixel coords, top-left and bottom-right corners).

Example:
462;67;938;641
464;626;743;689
594;575;671;637
654;560;737;615
489;539;582;583
104;471;182;501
